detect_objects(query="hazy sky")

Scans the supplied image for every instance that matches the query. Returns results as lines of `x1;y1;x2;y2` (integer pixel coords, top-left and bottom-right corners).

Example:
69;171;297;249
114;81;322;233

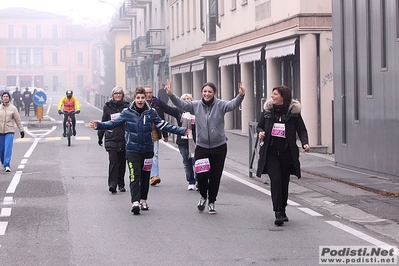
0;0;122;25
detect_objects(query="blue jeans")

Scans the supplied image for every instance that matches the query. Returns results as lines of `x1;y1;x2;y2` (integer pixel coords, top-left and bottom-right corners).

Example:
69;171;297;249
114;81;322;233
150;140;159;177
178;145;196;185
0;133;15;168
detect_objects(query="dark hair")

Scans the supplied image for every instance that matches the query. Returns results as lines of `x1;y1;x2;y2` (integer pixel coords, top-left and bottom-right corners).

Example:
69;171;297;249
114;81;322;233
201;82;217;93
272;86;292;106
134;86;146;97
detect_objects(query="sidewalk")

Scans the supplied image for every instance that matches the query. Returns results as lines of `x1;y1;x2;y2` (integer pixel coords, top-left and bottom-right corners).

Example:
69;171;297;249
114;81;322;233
225;130;399;197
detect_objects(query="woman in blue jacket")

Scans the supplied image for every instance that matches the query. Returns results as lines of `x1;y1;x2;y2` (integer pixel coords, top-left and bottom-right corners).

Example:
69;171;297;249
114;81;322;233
164;81;245;214
90;87;189;215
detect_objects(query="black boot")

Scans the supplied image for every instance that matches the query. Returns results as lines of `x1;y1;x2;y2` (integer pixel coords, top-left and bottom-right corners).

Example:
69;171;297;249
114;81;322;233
282;208;289;222
275;211;284;226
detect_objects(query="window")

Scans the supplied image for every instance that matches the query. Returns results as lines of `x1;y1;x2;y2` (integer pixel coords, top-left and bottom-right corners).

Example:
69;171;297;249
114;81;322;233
231;0;237;10
52;76;58;89
397;0;399;39
176;2;180;38
220;0;225;16
8;25;14;39
181;0;185;35
77;52;84;64
366;0;373;96
33;48;43;66
380;0;387;69
186;0;190;32
353;0;359;121
171;5;175;39
77;75;84;88
19;48;30;65
6;48;16;65
7;76;17;86
52;25;58;38
36;25;42;38
192;1;197;29
22;25;28;38
52;52;58;65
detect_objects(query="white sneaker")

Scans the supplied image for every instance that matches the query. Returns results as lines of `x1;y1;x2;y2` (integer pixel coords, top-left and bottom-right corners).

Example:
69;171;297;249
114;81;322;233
5;167;11;172
188;184;196;191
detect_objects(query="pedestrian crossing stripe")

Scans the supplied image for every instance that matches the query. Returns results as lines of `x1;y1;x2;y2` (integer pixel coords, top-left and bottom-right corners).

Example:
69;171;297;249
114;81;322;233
15;136;92;142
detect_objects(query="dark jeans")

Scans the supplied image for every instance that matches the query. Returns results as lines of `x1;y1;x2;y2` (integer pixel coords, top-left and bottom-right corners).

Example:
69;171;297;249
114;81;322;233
24;102;31;115
108;150;126;189
126;151;154;203
195;144;227;204
265;148;293;211
178;145;196;185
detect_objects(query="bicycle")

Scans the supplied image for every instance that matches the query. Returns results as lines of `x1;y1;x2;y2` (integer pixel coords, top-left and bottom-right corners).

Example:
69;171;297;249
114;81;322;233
61;111;76;146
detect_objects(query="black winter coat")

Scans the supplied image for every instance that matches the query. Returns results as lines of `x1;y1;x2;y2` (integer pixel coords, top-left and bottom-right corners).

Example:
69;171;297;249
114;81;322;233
98;100;129;152
256;99;309;178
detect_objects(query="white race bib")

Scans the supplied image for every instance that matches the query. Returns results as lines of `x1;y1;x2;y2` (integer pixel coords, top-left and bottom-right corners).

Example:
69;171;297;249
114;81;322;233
195;158;210;173
271;123;286;138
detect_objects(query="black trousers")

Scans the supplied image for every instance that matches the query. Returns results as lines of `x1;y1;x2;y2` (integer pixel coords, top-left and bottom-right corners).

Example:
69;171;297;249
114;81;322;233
195;144;227;204
265;148;293;211
126;151;153;203
108;150;126;189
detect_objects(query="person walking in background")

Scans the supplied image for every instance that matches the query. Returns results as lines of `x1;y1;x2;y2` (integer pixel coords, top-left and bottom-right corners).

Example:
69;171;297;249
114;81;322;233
97;86;130;194
152;93;197;191
22;87;32;116
11;87;22;112
145;85;168;186
0;92;25;172
164;81;245;214
256;85;310;226
90;87;190;215
32;88;38;116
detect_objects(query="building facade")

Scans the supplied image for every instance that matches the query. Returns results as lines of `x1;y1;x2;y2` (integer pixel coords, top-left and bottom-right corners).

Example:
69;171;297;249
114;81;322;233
168;0;334;153
0;8;93;93
332;0;399;178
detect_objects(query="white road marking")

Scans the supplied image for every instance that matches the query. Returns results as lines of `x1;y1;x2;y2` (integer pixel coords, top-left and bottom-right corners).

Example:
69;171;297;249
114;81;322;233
298;207;323;216
2;197;14;205
0;208;11;217
6;172;23;194
0;222;8;235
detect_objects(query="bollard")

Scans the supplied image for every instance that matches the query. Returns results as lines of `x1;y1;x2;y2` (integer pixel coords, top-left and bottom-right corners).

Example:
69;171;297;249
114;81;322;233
37;106;43;121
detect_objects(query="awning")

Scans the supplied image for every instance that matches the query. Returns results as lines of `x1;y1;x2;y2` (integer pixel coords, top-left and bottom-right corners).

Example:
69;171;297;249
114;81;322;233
191;60;204;72
265;38;297;59
218;52;239;67
171;66;180;75
239;46;264;63
179;63;191;74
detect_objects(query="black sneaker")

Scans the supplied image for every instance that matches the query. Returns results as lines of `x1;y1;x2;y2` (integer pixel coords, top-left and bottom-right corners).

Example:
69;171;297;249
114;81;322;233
197;197;206;212
73;128;76;136
275;211;284;226
62;132;67;137
118;187;126;192
109;187;117;194
131;205;140;215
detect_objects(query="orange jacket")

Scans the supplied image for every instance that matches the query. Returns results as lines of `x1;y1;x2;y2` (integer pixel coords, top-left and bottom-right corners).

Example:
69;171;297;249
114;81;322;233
58;96;80;112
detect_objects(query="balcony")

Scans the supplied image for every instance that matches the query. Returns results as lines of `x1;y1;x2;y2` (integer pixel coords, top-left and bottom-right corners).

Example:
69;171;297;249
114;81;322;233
119;1;136;21
146;29;165;50
132;36;152;56
120;45;135;62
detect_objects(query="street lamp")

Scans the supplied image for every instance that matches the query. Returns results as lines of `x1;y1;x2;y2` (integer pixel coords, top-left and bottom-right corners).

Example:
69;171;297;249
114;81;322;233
98;0;118;10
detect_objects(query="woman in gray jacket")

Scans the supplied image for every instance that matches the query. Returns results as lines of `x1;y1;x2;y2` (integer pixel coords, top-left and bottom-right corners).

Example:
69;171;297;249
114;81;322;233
165;81;245;214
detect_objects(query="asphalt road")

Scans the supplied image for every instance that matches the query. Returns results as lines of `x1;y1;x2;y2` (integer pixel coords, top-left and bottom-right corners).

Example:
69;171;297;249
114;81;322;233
0;92;397;266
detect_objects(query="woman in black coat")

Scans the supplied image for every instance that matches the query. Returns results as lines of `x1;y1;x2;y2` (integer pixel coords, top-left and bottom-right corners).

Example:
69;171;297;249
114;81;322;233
256;85;310;226
98;86;130;194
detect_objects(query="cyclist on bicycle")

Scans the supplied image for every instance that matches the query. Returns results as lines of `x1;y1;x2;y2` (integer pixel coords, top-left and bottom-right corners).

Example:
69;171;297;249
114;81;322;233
58;90;80;137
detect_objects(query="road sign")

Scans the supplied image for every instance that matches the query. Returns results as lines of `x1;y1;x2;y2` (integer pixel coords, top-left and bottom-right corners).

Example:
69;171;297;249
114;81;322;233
33;91;47;105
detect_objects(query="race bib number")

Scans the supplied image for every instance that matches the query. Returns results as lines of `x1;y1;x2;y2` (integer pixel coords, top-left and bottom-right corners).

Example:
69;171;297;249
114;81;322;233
195;158;210;173
143;158;153;171
110;112;121;121
271;123;286;138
